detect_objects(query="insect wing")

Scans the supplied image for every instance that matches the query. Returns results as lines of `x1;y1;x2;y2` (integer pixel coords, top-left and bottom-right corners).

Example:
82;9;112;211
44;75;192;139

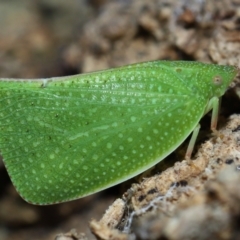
0;62;215;204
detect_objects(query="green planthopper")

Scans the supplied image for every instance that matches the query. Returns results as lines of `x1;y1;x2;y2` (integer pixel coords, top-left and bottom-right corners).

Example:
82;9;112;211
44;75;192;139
0;60;238;204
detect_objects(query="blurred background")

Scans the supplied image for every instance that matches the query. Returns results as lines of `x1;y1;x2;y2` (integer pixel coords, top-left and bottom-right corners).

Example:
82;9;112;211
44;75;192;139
0;0;239;239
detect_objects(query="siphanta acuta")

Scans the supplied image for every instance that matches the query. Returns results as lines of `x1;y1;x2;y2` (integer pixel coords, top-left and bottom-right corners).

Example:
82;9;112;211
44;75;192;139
0;61;238;204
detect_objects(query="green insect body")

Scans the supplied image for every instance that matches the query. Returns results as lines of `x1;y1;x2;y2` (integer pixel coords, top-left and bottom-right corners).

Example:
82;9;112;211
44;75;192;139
0;61;238;204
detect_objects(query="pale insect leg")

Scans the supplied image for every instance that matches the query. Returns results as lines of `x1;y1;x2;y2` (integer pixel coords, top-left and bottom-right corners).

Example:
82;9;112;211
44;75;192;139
210;97;220;132
185;96;220;163
204;96;220;131
185;124;200;163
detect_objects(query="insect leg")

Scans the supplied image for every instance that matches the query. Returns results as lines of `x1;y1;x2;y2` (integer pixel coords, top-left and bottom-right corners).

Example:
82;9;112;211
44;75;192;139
210;97;220;132
185;96;220;163
185;124;201;162
204;96;220;132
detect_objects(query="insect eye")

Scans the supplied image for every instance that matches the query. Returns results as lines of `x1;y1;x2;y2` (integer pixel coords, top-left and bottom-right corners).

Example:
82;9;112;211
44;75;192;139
213;75;223;85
